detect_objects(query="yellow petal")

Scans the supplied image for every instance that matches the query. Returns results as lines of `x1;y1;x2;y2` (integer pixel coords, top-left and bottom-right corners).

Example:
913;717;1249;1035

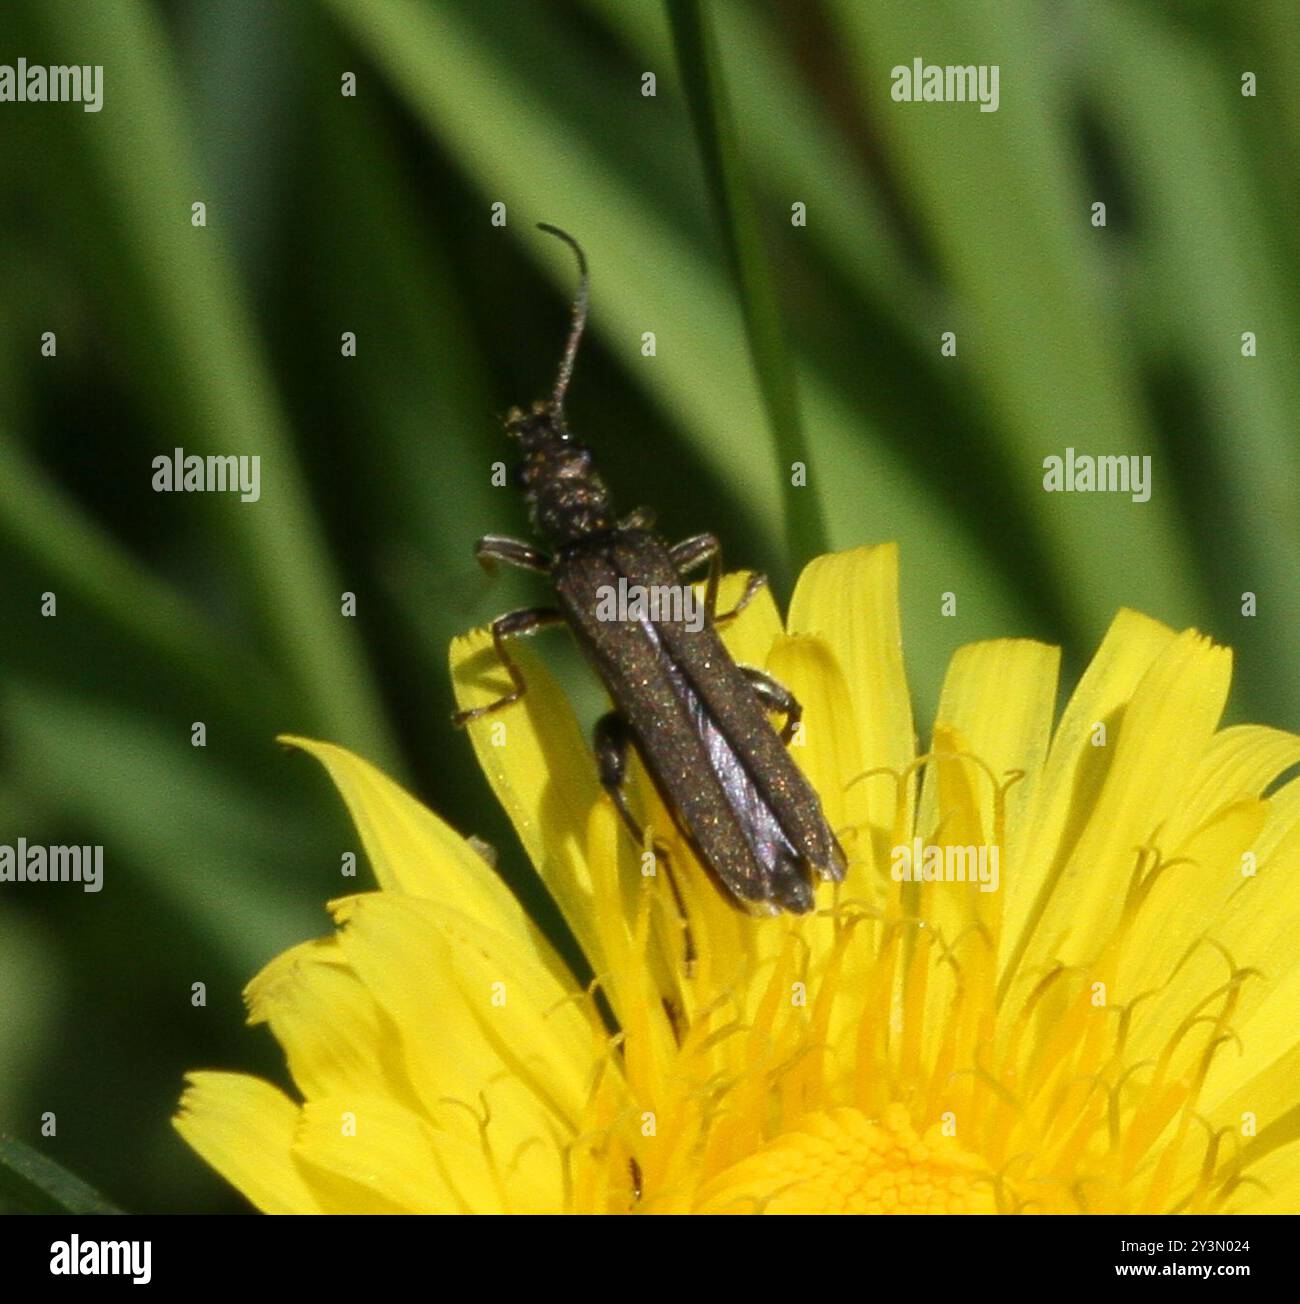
922;639;1059;844
1205;1027;1300;1144
708;570;784;669
289;1095;559;1213
765;632;863;868
1224;1137;1300;1213
1160;724;1300;851
751;633;864;980
1040;628;1230;964
450;630;607;973
916;638;1059;958
1196;777;1300;1110
243;935;426;1115
173;1072;320;1213
277;735;527;935
1000;609;1177;988
1117;798;1267;1012
329;894;598;1148
1121;725;1300;1020
788;545;916;842
1164;1026;1300;1211
1002;615;1229;985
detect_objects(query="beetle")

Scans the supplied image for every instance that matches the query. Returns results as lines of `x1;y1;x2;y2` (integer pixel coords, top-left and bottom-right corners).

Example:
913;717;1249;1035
453;224;846;916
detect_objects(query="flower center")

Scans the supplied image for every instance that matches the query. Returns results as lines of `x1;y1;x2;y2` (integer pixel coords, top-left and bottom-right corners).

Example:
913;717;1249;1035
696;1105;996;1214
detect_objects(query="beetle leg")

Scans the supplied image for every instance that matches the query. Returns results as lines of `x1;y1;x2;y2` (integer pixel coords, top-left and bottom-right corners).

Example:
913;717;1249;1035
670;533;725;626
669;532;719;575
714;572;768;625
451;606;562;725
593;711;642;838
741;666;803;743
474;534;552;575
619;505;657;531
594;711;696;974
669;533;766;626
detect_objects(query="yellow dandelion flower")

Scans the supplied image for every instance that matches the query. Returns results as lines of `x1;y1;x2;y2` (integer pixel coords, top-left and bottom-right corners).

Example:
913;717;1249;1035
174;545;1300;1214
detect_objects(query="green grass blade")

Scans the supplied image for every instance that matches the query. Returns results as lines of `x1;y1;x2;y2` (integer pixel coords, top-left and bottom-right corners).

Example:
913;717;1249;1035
1083;0;1300;728
3;682;326;971
0;1136;123;1214
665;0;828;576
0;432;281;720
32;0;397;769
585;0;935;348
828;0;1206;646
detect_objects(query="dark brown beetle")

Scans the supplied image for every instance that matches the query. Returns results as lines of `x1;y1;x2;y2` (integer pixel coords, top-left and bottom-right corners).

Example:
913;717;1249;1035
454;225;846;916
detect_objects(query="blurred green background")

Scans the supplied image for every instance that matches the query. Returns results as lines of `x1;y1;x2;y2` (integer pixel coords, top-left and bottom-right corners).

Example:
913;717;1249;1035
0;0;1296;1212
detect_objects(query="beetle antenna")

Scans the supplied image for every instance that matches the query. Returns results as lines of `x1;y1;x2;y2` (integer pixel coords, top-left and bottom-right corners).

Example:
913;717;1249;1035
537;223;588;412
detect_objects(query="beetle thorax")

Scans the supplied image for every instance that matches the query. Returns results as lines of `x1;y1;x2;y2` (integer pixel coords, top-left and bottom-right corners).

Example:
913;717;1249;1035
506;401;615;544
